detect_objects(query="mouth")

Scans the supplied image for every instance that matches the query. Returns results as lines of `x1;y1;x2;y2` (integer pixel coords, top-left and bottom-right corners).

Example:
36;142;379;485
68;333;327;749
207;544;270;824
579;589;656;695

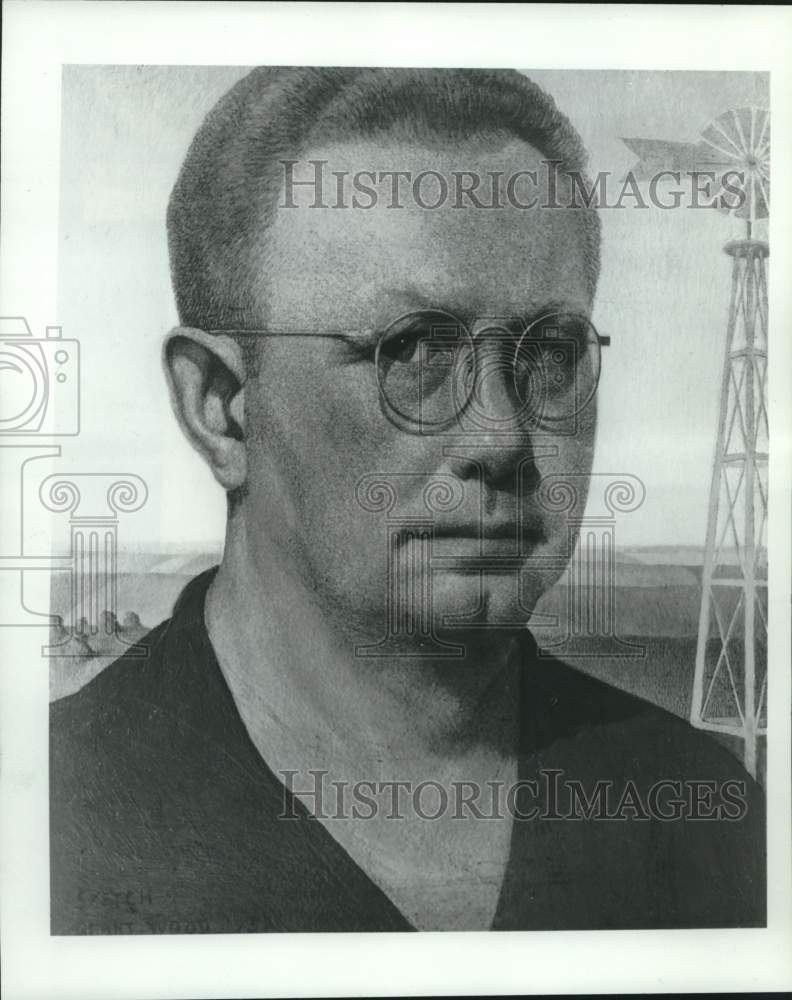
432;521;547;544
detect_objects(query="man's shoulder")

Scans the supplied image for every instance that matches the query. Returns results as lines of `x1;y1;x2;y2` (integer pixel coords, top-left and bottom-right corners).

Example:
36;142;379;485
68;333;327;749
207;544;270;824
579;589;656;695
51;568;218;752
512;650;766;928
527;650;760;786
49;614;188;856
48;573;268;935
50;617;172;753
50;571;220;856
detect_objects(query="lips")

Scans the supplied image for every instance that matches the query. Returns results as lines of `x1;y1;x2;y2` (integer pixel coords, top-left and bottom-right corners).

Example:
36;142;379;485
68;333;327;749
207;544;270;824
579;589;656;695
432;521;547;542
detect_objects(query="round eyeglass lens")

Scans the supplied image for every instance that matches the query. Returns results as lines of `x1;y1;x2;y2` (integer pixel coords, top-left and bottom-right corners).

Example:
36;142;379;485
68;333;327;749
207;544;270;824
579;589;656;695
513;312;601;426
376;310;475;431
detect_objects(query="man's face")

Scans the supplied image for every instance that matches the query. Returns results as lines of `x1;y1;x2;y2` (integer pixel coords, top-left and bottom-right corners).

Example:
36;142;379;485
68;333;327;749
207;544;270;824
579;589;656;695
241;132;596;646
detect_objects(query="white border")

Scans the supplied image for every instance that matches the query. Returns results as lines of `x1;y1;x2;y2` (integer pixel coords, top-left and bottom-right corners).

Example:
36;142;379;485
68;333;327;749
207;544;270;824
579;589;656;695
1;2;791;998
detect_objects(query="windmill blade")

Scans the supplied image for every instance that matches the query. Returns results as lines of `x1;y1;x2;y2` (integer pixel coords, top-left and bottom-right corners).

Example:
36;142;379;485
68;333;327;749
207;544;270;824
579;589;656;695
701;107;770;223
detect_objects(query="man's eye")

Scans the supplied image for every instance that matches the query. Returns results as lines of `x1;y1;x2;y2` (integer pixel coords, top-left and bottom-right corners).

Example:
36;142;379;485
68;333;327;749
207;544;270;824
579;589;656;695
378;311;465;366
379;316;443;364
380;329;425;364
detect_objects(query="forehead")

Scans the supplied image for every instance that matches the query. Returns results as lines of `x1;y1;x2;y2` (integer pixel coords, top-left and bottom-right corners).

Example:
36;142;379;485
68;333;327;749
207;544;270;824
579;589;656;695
264;133;592;328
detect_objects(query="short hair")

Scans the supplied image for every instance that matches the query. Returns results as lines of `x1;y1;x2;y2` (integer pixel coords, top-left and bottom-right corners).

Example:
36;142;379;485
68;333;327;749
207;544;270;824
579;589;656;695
167;67;601;332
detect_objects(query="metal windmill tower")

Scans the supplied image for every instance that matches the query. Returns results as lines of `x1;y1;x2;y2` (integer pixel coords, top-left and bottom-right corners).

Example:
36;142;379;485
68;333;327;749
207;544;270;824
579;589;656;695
623;108;770;777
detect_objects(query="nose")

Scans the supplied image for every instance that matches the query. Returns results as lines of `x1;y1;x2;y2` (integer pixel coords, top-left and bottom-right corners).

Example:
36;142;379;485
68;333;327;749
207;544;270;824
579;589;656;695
468;333;523;426
445;322;542;490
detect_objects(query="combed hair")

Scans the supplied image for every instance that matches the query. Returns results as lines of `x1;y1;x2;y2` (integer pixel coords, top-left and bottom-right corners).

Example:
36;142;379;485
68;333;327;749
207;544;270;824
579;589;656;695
167;67;601;332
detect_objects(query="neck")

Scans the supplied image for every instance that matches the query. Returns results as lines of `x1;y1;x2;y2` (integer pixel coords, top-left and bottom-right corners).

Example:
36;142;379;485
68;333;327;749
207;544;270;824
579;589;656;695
205;515;525;782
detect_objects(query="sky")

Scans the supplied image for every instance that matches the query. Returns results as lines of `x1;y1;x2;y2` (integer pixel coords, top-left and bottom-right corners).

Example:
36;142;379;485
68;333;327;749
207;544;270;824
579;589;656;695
55;66;769;551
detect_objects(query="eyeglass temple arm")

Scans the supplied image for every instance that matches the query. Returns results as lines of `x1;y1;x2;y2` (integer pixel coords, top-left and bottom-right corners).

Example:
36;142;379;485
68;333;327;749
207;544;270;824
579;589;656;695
206;329;358;339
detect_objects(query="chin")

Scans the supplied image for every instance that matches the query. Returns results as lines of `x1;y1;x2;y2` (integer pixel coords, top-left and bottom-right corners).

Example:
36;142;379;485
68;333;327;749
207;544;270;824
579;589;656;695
429;567;554;632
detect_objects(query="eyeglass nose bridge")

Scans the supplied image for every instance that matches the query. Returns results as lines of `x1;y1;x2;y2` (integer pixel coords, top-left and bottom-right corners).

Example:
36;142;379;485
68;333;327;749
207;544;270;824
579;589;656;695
451;321;538;432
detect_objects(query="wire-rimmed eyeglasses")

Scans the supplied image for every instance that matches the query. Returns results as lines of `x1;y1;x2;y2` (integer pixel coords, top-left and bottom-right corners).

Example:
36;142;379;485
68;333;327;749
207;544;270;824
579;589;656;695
204;310;610;435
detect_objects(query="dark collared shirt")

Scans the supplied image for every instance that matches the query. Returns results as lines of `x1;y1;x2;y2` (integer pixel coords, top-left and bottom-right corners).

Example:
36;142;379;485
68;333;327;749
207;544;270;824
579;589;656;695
50;568;765;933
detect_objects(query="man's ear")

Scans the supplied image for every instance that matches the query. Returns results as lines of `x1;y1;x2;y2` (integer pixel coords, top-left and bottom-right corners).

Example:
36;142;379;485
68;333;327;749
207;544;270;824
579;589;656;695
163;326;248;492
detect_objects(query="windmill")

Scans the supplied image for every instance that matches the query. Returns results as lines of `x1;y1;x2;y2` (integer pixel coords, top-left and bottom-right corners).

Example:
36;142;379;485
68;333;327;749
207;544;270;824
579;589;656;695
622;108;770;777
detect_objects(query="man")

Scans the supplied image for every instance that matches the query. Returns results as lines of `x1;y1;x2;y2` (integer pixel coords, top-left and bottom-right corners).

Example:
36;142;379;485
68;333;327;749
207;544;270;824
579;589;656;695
50;67;764;934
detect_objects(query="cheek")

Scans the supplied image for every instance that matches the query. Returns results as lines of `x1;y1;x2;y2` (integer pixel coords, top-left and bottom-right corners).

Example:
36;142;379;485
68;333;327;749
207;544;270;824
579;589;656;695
263;359;390;461
536;405;596;476
246;364;427;534
532;405;597;536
